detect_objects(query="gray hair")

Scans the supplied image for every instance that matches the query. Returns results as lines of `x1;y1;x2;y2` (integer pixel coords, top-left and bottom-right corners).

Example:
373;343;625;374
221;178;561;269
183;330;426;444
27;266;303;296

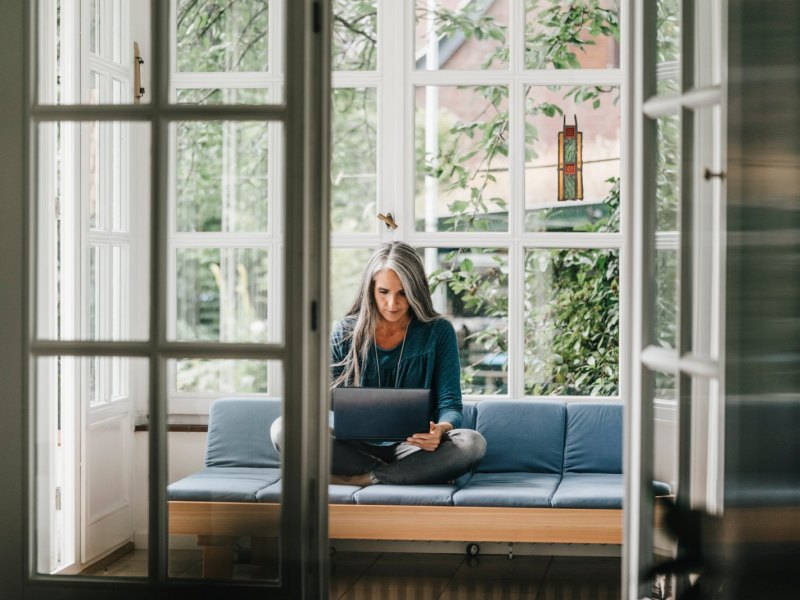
332;242;440;388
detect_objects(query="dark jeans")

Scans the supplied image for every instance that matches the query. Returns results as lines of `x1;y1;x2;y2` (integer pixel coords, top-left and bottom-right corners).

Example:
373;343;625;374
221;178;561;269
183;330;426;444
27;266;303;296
270;417;487;485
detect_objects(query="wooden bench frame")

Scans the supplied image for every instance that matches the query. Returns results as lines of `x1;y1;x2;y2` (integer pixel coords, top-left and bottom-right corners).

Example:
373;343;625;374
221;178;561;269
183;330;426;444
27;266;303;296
169;501;622;578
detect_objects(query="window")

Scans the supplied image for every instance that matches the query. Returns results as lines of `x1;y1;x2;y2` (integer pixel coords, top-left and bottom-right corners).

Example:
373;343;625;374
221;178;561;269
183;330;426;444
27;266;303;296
330;0;624;400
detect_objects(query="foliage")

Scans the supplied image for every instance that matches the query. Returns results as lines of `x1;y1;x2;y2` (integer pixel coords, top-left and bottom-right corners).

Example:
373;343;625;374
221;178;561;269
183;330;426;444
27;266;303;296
176;0;268;72
525;0;619;69
524;180;620;395
428;249;509;394
331;88;378;233
332;0;377;70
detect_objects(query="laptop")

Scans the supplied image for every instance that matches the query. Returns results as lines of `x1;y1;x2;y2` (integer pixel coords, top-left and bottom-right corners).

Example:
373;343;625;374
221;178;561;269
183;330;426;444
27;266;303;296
332;387;432;441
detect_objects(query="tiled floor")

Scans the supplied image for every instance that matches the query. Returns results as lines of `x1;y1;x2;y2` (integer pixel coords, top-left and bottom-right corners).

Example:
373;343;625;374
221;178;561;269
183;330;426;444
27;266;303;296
89;549;622;599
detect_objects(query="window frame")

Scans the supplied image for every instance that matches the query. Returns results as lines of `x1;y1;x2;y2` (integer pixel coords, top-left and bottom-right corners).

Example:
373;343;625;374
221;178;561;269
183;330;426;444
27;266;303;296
330;0;627;403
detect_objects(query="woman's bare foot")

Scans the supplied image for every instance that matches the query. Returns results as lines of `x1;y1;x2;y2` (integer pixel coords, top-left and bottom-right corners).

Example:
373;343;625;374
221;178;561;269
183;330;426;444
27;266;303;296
330;473;375;487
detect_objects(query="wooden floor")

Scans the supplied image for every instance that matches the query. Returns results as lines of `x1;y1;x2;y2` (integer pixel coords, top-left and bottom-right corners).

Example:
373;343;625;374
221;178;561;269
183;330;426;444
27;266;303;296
87;549;623;599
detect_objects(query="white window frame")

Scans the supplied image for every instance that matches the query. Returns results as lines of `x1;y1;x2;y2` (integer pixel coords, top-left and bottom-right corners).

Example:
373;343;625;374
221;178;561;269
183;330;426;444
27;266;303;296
166;0;286;415
331;0;628;403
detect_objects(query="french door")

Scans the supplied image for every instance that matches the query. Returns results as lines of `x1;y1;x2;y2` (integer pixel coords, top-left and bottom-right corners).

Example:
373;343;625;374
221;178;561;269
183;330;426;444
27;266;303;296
625;0;727;598
18;0;330;597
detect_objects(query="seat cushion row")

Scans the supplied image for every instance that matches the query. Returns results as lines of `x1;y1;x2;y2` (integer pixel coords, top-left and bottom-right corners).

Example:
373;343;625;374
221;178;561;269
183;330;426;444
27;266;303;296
167;398;641;509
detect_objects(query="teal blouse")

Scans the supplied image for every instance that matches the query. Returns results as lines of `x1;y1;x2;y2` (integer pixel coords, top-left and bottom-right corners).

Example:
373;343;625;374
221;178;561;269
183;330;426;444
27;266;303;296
331;315;463;429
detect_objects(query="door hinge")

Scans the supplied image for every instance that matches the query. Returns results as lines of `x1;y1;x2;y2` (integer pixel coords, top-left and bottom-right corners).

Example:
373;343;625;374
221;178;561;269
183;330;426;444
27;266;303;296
310;300;319;332
55;486;62;511
313;1;322;33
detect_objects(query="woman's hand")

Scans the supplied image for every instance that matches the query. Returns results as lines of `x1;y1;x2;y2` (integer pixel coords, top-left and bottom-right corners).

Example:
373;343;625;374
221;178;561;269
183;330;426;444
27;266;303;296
407;421;452;452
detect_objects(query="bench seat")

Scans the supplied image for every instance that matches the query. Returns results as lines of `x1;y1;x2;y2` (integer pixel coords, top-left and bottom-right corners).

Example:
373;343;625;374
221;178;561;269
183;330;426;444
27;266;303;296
167;397;668;578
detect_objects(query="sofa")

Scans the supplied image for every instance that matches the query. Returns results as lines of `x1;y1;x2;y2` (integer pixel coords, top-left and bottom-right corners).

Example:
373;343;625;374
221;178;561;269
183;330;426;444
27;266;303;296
169;397;669;578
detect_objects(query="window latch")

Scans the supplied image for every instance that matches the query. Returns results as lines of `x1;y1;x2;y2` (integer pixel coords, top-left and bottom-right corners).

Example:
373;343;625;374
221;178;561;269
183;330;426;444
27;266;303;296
377;212;398;230
134;41;145;103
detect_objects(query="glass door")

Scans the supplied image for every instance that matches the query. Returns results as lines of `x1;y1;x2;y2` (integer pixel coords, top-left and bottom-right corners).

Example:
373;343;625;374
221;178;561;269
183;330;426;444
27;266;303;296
625;0;727;598
26;0;329;596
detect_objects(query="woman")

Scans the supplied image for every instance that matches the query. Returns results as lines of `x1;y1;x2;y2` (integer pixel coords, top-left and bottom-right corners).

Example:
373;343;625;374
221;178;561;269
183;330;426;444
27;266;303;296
271;241;486;486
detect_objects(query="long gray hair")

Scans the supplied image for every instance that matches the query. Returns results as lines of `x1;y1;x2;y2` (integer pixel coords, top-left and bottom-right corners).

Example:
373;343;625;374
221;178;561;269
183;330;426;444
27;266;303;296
332;242;440;388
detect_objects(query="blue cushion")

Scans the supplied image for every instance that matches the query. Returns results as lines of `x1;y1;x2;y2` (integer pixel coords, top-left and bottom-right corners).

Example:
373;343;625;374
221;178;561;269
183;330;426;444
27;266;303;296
167;467;281;502
475;400;566;473
205;398;282;469
551;473;623;508
653;480;672;496
461;401;478;430
563;402;622;474
255;481;359;504
452;472;561;507
353;484;458;506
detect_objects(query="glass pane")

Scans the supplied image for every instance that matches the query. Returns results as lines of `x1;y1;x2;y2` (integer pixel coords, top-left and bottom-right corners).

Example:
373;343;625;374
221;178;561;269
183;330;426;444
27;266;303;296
175;88;270;104
89;0;98;54
331;88;378;234
34;357;149;576
175;0;269;72
415;85;509;232
524;85;620;232
414;0;509;71
38;1;150;105
175;121;270;233
524;248;619;395
525;0;620;69
656;115;680;232
174;247;271;343
656;0;680;94
176;359;269;394
36;122;151;341
652;369;678;594
330;248;374;323
168;363;283;582
655;247;678;349
425;247;509;395
332;0;377;71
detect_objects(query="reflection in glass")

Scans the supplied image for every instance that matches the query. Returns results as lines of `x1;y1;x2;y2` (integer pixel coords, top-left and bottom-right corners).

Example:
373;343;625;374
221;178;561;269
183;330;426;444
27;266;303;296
175;248;270;343
175;0;269;72
330;248;374;323
175;121;269;233
524;248;619;395
656;0;680;94
331;88;378;234
332;0;377;71
35;357;148;576
524;85;620;232
656;115;680;232
414;0;509;71
425;248;508;395
415;85;509;233
525;0;620;69
655;248;678;349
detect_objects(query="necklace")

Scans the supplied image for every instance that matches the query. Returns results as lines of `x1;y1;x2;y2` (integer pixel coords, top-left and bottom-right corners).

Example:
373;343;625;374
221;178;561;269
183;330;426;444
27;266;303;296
374;320;410;389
